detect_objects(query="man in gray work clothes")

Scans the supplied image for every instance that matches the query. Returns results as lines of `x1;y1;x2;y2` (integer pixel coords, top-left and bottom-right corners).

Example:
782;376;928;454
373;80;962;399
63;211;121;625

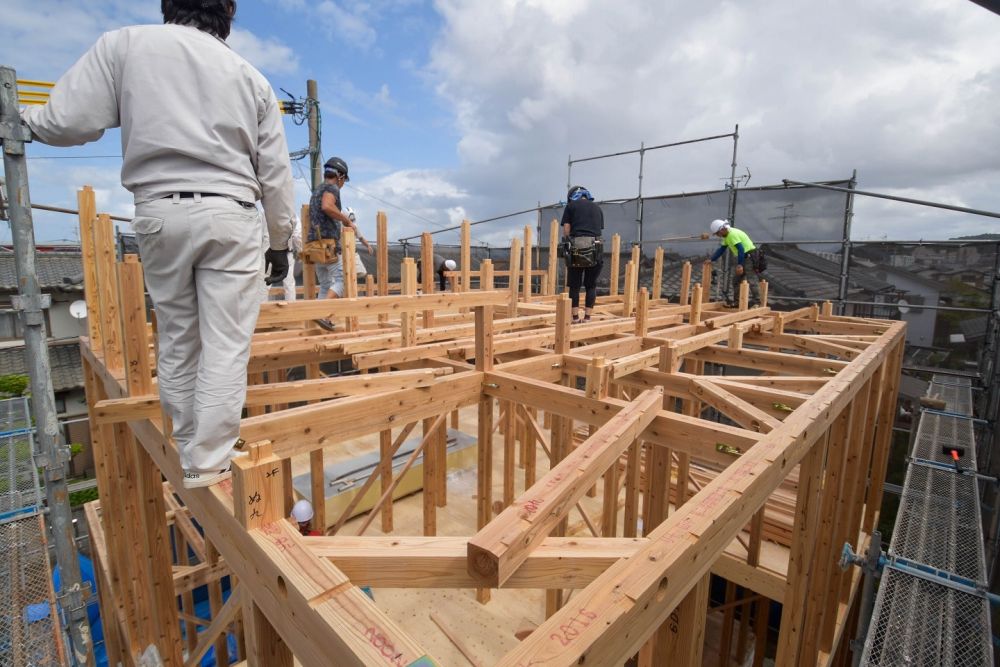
20;0;296;487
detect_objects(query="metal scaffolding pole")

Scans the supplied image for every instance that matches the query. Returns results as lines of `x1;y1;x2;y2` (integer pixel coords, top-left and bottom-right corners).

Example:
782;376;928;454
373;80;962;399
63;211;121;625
837;170;857;316
0;66;93;665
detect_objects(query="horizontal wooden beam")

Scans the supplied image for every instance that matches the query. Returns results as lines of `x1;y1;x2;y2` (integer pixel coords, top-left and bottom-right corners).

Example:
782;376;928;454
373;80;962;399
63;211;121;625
239;372;484;458
81;342;436;667
496;321;905;666
311;536;786;599
468;388;663;587
92;369;449;424
483;370;762;465
257;290;508;326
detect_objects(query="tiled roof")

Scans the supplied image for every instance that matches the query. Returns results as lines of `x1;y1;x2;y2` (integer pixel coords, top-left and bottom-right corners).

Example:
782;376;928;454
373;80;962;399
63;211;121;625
0;252;84;293
767;247;894;293
0;341;84;392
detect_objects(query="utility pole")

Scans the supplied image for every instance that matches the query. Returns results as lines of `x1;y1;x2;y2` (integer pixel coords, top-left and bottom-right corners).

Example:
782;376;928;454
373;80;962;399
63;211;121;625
307;79;322;190
0;67;94;665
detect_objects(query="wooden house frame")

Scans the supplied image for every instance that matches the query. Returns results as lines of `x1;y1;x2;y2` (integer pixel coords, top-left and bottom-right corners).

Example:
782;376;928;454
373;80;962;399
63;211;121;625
75;184;904;666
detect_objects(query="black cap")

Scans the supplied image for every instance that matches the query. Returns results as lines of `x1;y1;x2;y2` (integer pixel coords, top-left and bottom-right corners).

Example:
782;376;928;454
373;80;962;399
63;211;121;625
324;156;349;181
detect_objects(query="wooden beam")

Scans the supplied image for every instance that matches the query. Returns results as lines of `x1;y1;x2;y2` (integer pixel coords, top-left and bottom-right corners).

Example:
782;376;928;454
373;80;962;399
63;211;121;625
257;290;508;326
239;373;483;459
496;322;905;666
186;586;244;667
468;388;662;587
690;379;781;433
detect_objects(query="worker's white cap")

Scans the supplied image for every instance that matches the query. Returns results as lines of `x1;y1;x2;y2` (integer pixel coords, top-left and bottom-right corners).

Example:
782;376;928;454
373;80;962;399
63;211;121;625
444;259;457;271
291;499;314;523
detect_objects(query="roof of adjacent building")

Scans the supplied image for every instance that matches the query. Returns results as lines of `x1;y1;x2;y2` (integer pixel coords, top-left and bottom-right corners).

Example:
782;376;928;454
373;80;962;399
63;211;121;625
0;341;84;392
0;251;84;293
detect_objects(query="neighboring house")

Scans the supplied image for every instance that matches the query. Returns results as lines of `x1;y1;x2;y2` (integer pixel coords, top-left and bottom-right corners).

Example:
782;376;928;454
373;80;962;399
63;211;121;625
0;250;92;476
868;265;943;348
0;250;87;340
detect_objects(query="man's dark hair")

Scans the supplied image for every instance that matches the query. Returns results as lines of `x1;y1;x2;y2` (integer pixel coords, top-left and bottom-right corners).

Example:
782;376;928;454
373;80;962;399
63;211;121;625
162;0;236;40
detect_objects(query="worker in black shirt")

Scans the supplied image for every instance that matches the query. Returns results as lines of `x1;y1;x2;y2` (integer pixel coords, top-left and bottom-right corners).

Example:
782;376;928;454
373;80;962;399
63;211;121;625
561;185;604;322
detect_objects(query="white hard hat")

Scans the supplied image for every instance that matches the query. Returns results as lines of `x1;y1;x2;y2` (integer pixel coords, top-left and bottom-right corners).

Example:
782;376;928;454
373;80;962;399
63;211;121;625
444;259;457;271
710;219;730;235
344;206;357;222
291;499;314;523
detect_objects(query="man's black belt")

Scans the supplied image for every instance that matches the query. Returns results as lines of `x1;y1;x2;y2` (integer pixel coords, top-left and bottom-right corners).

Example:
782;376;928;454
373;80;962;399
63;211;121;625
165;192;255;208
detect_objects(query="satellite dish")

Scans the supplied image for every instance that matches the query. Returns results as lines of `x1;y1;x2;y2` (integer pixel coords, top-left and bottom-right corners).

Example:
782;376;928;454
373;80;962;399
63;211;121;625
69;300;88;320
897;299;910;315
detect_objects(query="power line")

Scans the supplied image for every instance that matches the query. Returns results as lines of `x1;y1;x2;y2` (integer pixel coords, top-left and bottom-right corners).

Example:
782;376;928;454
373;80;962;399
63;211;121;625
26;155;123;160
345;183;452;231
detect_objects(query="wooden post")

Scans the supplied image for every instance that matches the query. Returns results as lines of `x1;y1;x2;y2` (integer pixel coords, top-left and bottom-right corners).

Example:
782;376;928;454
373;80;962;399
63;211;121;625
230;439;291;667
609;234;621;296
547;219;559;296
232;441;286;529
690;283;703;325
774;434;828;665
623;261;635;316
421;231;434;327
118;256;184;665
508;237;522;317
475;302;495;604
679;261;692;306
243;599;293;667
341;227;358;330
377;211;389;324
77;187;103;351
376;211;389;296
401;258;417;346
652;246;664;301
739;280;749;311
94;213;124;370
759;279;769;308
523;225;533;301
82;364;143;656
635;288;649;337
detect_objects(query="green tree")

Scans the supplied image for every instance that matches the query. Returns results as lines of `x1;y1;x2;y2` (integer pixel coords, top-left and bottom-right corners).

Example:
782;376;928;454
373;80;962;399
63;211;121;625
0;374;29;397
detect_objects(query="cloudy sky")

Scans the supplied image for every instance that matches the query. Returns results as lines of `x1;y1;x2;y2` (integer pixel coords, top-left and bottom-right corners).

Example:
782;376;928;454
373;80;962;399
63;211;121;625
1;0;998;246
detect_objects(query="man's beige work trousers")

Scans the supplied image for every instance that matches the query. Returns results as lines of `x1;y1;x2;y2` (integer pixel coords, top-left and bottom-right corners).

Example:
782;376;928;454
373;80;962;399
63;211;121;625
133;194;263;473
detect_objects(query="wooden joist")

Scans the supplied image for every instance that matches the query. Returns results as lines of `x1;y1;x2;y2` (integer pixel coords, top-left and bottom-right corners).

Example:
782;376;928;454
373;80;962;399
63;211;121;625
467;388;663;587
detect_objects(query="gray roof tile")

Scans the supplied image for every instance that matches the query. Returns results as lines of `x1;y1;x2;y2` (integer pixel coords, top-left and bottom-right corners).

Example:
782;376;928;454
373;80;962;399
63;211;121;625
0;342;83;392
0;252;84;292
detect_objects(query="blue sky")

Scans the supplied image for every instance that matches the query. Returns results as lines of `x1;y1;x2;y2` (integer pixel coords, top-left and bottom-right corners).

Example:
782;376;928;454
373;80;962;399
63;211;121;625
2;0;999;246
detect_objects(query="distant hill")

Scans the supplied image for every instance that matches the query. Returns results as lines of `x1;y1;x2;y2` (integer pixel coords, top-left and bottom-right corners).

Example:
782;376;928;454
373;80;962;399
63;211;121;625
950;234;1000;241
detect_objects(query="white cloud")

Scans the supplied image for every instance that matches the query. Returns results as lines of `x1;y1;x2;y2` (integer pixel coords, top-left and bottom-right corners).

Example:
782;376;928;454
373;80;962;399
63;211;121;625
228;29;300;76
424;0;1000;240
317;1;378;50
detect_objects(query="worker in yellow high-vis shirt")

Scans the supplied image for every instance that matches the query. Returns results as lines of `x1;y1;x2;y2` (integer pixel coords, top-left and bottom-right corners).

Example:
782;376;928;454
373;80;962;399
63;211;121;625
709;219;765;306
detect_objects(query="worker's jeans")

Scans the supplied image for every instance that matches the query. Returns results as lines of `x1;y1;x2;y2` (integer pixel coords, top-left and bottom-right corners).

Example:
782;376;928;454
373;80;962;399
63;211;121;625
315;252;366;298
315;257;343;298
132;195;263;473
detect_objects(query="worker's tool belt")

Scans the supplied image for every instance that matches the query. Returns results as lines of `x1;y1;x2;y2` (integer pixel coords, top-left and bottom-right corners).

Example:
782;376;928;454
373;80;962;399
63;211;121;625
565;235;603;269
303;237;339;264
304;214;339;264
748;247;767;274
